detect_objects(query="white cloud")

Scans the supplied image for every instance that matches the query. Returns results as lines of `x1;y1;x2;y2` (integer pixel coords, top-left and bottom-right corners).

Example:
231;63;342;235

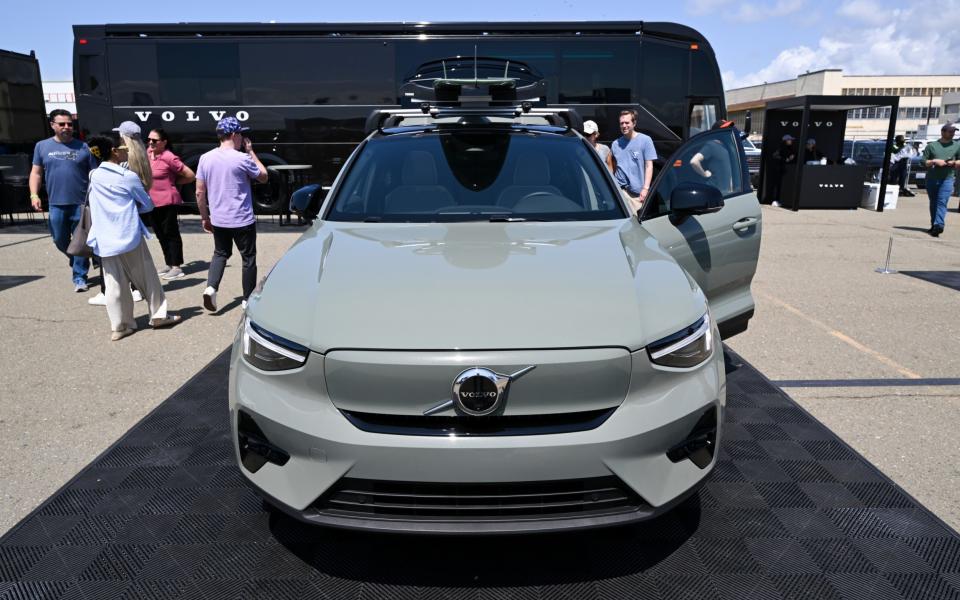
726;1;960;89
837;0;893;25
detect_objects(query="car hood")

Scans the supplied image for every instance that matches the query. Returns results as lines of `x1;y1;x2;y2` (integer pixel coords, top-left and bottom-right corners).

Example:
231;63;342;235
248;220;706;352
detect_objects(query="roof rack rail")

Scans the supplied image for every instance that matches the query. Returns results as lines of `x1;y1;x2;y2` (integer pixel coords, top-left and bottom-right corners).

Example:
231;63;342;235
364;104;584;136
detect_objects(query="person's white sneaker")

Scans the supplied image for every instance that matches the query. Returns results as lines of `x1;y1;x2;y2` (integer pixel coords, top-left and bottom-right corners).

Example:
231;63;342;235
241;299;248;310
771;201;781;207
162;266;185;280
87;292;107;306
202;286;218;312
157;265;171;275
132;289;144;302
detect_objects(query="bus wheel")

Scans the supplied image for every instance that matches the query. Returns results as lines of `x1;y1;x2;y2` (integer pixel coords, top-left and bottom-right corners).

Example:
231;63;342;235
253;169;289;214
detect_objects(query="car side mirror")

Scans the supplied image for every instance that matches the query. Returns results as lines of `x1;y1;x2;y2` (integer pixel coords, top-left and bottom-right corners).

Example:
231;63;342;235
290;183;323;221
671;182;724;216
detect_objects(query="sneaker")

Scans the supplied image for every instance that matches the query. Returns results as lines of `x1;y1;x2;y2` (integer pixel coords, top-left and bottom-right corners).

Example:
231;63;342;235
74;281;89;293
771;201;781;207
241;299;248;310
931;226;943;238
150;315;182;328
162;266;185;280
157;265;171;275
88;292;107;306
132;289;144;302
111;327;134;342
203;286;218;312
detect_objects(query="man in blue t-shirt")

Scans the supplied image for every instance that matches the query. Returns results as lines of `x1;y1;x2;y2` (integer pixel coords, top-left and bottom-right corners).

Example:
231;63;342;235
29;109;99;292
607;109;657;214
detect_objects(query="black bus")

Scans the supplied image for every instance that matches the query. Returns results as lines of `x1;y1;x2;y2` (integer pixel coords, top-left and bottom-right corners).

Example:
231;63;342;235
73;21;726;212
1;49;48;214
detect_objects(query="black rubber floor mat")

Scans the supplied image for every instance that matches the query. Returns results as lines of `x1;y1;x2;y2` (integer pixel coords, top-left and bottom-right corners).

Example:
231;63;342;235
2;349;958;600
0;275;42;292
901;270;960;292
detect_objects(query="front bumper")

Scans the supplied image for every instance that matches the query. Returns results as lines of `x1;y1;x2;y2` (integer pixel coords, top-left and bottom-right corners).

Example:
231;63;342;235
228;337;725;534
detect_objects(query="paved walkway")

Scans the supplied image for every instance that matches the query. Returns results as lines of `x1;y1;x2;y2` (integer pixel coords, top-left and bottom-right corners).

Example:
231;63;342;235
0;195;957;535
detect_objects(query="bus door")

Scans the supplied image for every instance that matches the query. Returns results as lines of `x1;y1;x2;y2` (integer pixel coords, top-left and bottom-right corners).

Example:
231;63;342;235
686;97;721;138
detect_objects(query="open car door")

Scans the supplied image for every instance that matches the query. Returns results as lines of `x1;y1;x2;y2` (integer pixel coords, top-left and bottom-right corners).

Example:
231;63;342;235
639;127;762;339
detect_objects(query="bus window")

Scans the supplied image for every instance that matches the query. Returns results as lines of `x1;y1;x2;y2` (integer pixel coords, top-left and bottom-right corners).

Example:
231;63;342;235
558;41;636;104
158;42;241;106
639;38;688;138
77;54;106;99
240;41;395;105
689;103;718;136
691;48;723;97
107;42;158;106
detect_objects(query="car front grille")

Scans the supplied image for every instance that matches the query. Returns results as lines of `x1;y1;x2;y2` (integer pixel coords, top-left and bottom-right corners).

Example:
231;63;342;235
340;407;615;437
746;155;761;171
312;476;646;522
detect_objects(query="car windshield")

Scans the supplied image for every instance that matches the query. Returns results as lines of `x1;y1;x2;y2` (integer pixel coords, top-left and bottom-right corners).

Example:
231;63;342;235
326;129;625;222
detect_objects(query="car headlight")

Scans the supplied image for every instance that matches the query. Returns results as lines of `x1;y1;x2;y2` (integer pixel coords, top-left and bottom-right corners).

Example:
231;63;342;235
242;318;309;371
647;313;713;368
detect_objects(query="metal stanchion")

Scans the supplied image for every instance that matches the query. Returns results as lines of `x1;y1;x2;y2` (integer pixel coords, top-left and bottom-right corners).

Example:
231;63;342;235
875;235;898;274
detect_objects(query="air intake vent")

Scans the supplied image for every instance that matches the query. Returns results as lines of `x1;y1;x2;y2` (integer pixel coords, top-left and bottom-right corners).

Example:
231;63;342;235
313;477;645;522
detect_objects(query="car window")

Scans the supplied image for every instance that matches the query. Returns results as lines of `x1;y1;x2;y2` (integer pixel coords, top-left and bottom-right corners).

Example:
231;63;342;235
644;129;743;219
327;130;625;222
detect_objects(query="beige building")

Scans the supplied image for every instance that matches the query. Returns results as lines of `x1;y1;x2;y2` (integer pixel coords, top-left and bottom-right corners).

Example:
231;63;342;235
726;69;960;141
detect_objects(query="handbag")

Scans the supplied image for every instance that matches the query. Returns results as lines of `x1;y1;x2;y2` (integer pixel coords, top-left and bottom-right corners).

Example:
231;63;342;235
66;187;94;258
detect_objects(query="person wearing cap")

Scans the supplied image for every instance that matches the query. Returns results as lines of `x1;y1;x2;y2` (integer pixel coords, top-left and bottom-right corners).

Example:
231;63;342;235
769;134;797;206
582;120;611;167
608;110;657;213
29;109;99;292
921;122;960;237
804;138;826;163
196;116;268;312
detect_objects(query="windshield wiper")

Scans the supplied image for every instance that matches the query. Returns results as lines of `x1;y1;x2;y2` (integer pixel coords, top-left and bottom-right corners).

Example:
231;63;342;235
488;216;545;222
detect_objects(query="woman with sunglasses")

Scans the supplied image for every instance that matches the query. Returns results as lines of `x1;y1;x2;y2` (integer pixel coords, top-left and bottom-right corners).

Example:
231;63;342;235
86;133;181;341
147;128;195;280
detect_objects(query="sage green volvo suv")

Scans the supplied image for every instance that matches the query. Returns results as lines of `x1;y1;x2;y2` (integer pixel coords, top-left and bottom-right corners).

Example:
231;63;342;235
230;106;761;533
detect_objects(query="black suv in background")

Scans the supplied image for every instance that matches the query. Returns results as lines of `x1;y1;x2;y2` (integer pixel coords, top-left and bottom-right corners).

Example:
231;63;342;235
841;140;925;187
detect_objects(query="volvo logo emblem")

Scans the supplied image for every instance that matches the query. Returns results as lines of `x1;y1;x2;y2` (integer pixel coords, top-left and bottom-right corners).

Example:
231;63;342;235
423;366;536;416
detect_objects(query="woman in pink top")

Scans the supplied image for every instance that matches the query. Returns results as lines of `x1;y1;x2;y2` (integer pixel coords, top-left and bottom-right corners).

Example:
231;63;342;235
147;128;195;279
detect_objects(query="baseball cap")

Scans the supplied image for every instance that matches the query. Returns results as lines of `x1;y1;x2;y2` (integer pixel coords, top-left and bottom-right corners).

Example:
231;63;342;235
113;121;141;138
782;134;795;141
806;138;816;145
582;120;599;135
942;121;957;132
216;116;250;135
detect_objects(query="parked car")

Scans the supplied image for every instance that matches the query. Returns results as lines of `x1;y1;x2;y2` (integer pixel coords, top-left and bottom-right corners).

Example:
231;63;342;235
742;137;761;188
233;96;762;533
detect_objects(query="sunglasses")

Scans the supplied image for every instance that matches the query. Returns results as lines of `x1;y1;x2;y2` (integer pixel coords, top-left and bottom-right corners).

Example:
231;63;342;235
53;122;74;127
147;138;162;144
116;145;129;151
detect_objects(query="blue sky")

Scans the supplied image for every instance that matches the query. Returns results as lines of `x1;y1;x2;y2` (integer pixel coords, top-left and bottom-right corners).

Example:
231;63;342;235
3;0;953;88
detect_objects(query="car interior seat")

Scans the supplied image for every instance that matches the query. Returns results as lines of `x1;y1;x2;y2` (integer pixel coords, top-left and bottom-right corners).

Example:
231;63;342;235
496;152;564;209
383;151;455;213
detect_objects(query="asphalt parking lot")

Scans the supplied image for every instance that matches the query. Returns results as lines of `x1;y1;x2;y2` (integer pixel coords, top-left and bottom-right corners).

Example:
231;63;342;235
0;194;957;537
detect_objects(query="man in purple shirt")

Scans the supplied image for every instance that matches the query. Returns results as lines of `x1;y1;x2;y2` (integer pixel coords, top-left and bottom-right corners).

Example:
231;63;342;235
195;117;268;312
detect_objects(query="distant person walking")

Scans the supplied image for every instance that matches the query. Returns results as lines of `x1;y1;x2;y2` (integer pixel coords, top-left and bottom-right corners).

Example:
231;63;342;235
85;134;180;340
148;128;195;280
607;110;657;214
769;134;797;207
922;122;960;237
29;109;99;292
582;120;611;168
195;117;268;312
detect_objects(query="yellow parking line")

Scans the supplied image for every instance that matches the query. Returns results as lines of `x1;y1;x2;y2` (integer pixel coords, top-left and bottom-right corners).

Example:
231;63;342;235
756;291;923;379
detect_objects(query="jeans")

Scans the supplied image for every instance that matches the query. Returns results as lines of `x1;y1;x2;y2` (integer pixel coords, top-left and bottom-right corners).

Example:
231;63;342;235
207;223;257;300
926;177;953;229
48;204;90;285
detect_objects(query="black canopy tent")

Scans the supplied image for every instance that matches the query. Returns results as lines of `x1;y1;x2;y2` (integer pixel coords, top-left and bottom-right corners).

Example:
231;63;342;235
758;95;899;212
